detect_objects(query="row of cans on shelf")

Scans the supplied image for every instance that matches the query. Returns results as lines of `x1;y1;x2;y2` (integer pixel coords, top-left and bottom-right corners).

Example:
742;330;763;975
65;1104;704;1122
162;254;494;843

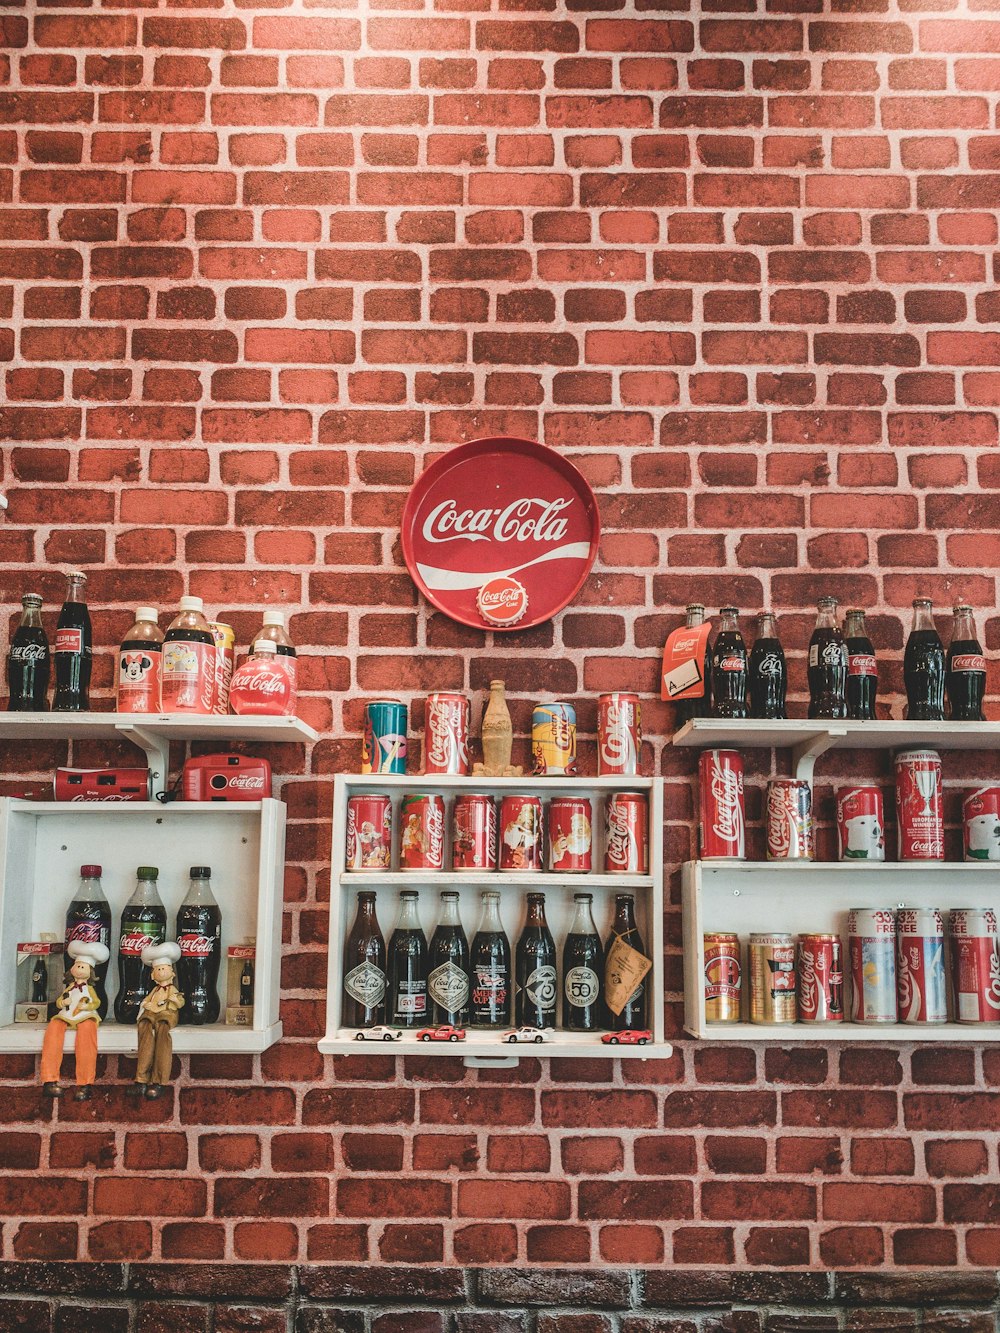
705;907;1000;1026
699;747;1000;862
346;791;649;875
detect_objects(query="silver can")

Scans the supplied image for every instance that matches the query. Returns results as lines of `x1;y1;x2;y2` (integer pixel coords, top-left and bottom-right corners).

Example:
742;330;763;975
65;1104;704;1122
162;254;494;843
848;907;897;1024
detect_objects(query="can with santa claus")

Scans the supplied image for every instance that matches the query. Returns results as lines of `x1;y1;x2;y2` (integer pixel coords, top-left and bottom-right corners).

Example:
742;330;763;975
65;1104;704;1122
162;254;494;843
949;907;1000;1024
836;785;885;862
423;692;470;776
548;797;592;873
698;749;745;860
963;787;1000;863
399;793;445;871
765;779;813;861
597;692;641;776
452;793;497;871
499;794;543;872
896;906;947;1025
604;791;649;874
894;748;944;861
345;794;392;872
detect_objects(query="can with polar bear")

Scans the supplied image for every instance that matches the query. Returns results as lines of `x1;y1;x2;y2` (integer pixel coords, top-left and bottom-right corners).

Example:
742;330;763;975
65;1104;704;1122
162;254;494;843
835;786;885;861
963;788;1000;862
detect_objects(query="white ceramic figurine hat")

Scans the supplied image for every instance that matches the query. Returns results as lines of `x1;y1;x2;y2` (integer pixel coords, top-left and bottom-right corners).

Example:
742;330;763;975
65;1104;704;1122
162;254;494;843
67;940;110;967
141;941;181;970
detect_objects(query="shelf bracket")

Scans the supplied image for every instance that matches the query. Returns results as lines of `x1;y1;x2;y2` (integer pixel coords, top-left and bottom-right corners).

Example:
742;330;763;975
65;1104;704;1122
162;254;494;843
463;1055;520;1070
114;723;170;796
791;728;845;785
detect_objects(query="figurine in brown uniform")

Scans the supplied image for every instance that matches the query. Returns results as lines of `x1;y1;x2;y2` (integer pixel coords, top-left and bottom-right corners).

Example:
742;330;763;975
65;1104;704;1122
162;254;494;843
40;940;109;1101
132;941;184;1099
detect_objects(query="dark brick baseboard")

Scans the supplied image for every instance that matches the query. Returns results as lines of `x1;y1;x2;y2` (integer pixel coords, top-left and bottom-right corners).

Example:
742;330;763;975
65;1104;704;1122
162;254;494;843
0;1267;998;1331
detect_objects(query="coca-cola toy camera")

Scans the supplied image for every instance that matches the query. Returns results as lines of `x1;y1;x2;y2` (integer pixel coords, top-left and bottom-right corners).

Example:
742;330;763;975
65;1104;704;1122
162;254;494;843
182;754;272;802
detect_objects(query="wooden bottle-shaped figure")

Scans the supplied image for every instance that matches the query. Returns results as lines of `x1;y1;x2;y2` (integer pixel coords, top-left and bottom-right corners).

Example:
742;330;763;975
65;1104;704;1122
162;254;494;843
474;679;522;777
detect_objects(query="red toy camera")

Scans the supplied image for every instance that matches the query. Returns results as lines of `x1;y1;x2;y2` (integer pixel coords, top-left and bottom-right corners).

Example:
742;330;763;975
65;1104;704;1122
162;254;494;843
181;753;272;802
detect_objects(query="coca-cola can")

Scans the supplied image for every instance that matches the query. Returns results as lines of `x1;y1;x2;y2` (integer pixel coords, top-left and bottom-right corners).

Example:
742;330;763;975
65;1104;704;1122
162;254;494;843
765;779;813;861
896;906;947;1025
548;796;593;873
604;791;649;874
399;793;445;871
963;787;1000;862
423;692;470;776
797;934;843;1024
499;794;543;872
210;622;235;716
836;785;885;862
597;692;641;776
345;794;392;872
950;907;1000;1024
704;932;741;1024
532;702;577;776
894;748;944;861
698;749;745;860
452;793;497;871
749;932;796;1024
848;907;897;1024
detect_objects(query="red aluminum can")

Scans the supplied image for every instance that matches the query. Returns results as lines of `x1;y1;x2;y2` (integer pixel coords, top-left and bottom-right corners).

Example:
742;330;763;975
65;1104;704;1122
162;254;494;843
848;907;897;1024
836;785;885;861
499;794;543;872
210;622;235;716
963;786;1000;862
604;791;649;874
950;907;1000;1024
797;933;843;1024
452;793;497;871
698;749;745;860
894;748;944;861
548;797;593;873
345;794;392;872
765;779;813;861
897;907;947;1024
399;792;445;871
704;932;741;1024
423;692;470;776
597;692;641;776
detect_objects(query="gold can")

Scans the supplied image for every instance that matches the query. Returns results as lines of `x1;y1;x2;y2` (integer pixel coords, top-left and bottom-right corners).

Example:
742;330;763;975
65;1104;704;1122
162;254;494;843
704;932;741;1023
210;621;236;716
749;932;797;1024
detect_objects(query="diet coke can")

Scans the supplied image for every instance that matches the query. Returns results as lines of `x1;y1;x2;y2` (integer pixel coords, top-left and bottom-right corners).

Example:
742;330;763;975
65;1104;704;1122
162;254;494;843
765;779;813;861
894;748;944;861
532;702;577;776
848;907;897;1024
452;793;496;871
896;906;947;1025
836;785;885;862
963;787;1000;862
749;933;797;1024
423;692;470;776
499;794;543;872
345;794;392;872
598;692;641;777
698;749;745;860
797;934;843;1024
950;907;1000;1024
604;791;649;874
548;797;593;873
399;793;445;871
704;932;741;1024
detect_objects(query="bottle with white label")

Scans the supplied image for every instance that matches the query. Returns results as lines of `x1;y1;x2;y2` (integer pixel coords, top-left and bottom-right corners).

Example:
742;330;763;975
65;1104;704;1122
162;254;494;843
470;891;511;1028
252;610;297;689
428;890;469;1026
53;571;92;712
563;892;604;1032
343;890;386;1029
515;892;557;1029
161;596;216;715
389;890;427;1028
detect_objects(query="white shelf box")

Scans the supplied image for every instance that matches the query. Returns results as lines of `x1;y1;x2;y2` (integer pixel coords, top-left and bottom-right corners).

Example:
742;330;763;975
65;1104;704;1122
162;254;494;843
320;773;672;1065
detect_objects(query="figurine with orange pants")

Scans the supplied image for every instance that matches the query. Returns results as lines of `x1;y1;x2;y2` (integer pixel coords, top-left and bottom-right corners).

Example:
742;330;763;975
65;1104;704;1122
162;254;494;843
40;940;109;1101
132;941;184;1099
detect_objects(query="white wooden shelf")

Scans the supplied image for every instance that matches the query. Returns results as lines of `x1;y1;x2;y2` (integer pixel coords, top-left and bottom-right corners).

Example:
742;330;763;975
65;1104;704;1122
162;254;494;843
0;1021;281;1054
320;1030;663;1060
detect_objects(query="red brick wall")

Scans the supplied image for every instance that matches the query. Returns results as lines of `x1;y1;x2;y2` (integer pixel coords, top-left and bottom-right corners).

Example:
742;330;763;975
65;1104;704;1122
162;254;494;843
0;0;998;1269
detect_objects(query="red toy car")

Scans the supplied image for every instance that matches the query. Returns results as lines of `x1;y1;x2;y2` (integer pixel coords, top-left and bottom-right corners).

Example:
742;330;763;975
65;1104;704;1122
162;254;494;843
416;1025;466;1043
601;1029;652;1046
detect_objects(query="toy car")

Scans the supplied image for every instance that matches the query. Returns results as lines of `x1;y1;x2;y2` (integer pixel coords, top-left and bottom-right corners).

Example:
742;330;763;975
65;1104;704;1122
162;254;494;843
353;1026;402;1042
416;1025;466;1042
601;1029;652;1046
502;1026;555;1045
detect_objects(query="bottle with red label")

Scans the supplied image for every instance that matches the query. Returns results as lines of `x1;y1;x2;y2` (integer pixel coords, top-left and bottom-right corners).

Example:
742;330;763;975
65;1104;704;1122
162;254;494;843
53;571;92;713
229;640;296;717
252;611;297;689
710;606;747;719
162;597;216;715
176;866;222;1025
808;596;848;720
64;864;112;1019
7;592;50;712
114;866;167;1024
116;607;163;714
947;604;986;722
844;608;877;721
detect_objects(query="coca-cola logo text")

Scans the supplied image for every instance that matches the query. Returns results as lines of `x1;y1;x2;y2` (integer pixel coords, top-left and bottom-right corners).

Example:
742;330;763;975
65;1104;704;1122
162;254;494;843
953;654;986;673
422;496;571;546
10;644;46;661
711;765;744;846
178;934;215;957
755;652;782;676
227;774;265;790
426;698;468;771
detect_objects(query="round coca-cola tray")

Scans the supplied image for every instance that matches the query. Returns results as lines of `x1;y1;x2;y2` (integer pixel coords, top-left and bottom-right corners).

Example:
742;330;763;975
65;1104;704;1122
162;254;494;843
401;438;601;632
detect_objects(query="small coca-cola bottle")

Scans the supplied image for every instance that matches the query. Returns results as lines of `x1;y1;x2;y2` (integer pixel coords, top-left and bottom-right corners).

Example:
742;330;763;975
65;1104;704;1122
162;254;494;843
675;603;712;725
162;596;215;715
947;603;986;722
470;891;511;1028
239;952;255;1009
844;608;877;721
253;611;297;689
114;866;167;1024
515;893;557;1029
343;891;387;1028
117;607;163;714
747;611;787;720
53;572;92;713
30;952;48;1004
808;596;848;720
904;597;945;722
176;866;222;1025
710;607;747;720
605;893;648;1031
7;592;50;712
64;864;112;1020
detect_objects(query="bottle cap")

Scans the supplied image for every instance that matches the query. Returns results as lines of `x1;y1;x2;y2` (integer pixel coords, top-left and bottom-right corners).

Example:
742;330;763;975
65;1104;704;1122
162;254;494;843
262;611;286;627
254;640;277;655
80;864;101;877
135;607;159;623
137;866;159;880
67;571;87;585
179;596;204;612
719;605;738;616
190;866;211;878
23;593;42;606
954;603;972;614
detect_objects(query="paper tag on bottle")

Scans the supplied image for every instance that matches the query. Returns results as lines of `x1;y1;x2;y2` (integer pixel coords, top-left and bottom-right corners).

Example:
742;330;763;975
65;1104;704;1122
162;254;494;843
604;935;652;1017
661;622;711;701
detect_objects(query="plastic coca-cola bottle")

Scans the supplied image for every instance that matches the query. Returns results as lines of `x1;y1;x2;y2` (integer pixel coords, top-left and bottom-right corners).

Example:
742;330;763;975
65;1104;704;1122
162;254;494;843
116;607;163;714
114;866;167;1024
176;866;222;1025
229;640;296;717
748;611;787;720
252;611;297;689
162;596;216;715
675;603;712;725
904;597;945;722
7;592;50;712
710;606;747;720
344;890;387;1028
64;864;112;1020
53;571;92;713
844;608;877;721
947;603;986;722
808;596;848;720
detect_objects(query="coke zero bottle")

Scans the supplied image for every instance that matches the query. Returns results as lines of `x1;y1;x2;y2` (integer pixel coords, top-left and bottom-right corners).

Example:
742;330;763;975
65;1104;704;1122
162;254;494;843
389;889;427;1028
844;608;877;721
808;595;848;720
710;606;747;719
470;891;511;1028
64;863;112;1020
7;592;49;712
563;892;604;1032
947;603;986;722
30;952;48;1004
605;893;648;1031
748;611;787;720
114;866;167;1024
515;892;557;1029
904;597;945;722
342;890;386;1028
53;571;92;712
675;603;712;725
176;866;222;1025
428;891;469;1026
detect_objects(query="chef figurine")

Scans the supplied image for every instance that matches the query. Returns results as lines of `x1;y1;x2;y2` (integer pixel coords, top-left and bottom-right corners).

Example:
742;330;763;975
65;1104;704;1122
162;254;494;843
132;942;184;1100
40;940;109;1101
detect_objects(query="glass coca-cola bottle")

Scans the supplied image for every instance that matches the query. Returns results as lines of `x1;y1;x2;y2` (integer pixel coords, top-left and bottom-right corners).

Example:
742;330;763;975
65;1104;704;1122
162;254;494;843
515;892;557;1029
747;611;787;720
176;866;222;1025
342;890;386;1029
710;606;747;719
563;892;604;1032
114;866;167;1024
64;864;112;1020
904;597;945;722
605;893;648;1031
844;608;877;721
427;891;469;1026
808;596;848;720
389;889;427;1028
675;603;712;725
53;571;92;712
947;603;986;722
239;951;255;1009
30;952;48;1004
470;891;511;1028
7;592;50;712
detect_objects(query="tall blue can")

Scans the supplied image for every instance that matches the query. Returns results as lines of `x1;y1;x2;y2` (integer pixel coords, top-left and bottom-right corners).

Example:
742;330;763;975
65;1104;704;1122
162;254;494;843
362;699;408;774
